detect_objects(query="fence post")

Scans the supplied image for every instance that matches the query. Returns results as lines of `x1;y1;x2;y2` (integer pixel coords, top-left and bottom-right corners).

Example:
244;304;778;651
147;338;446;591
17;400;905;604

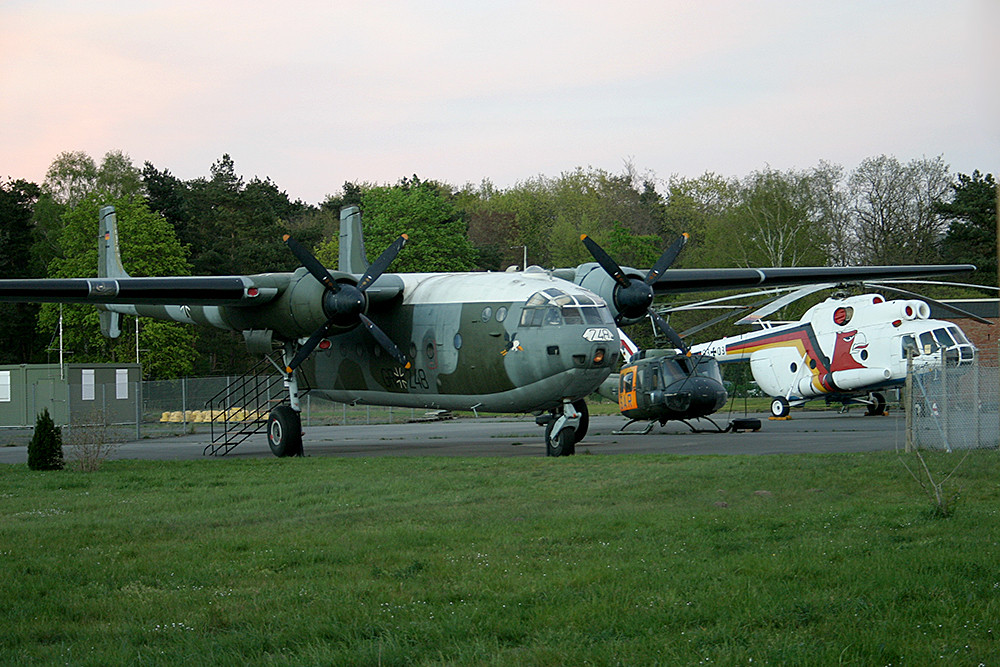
135;380;141;440
905;351;913;453
182;377;188;432
973;354;980;447
941;354;951;453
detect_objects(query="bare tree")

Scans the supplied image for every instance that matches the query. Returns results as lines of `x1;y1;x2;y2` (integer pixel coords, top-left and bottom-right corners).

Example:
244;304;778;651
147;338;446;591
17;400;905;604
849;155;951;265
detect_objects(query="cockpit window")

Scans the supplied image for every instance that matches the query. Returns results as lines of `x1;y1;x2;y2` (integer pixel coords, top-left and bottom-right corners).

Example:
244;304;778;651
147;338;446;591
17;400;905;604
919;331;936;353
520;288;612;327
901;334;919;357
933;328;955;347
947;326;970;345
663;355;722;383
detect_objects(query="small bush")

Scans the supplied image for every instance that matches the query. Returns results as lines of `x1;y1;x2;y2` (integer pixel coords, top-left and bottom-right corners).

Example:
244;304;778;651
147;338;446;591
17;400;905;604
67;408;124;472
27;408;64;471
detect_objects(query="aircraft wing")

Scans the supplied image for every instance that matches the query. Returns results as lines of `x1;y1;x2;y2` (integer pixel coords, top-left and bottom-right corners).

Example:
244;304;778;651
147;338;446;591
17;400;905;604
0;276;278;305
650;264;977;295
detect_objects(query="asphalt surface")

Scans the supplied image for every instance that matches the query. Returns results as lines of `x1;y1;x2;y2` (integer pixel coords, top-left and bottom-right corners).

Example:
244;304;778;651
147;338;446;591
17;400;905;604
0;409;911;464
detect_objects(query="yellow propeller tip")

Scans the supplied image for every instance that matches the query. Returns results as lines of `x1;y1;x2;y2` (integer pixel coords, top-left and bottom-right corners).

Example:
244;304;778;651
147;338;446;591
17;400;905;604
402;233;409;240
282;234;290;242
580;234;588;241
682;232;690;239
285;366;293;374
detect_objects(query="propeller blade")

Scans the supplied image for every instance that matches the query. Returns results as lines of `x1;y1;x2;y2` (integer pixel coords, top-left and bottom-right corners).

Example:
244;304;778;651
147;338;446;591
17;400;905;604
359;313;411;368
283;234;339;292
649;309;689;354
357;234;408;292
581;235;631;289
285;322;334;373
645;233;688;285
867;283;995;325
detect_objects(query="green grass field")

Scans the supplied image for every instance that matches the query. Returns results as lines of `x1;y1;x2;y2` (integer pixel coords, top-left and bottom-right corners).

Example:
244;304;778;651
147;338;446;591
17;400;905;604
2;451;998;665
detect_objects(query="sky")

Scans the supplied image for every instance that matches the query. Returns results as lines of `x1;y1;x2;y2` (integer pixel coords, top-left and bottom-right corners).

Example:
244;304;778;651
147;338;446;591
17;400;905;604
2;0;997;205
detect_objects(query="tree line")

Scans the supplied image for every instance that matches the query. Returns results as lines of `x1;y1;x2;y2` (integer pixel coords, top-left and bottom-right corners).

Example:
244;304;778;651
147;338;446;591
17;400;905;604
0;150;994;378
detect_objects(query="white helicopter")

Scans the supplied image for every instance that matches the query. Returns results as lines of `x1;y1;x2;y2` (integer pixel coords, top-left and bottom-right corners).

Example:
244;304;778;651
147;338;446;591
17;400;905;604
689;286;986;418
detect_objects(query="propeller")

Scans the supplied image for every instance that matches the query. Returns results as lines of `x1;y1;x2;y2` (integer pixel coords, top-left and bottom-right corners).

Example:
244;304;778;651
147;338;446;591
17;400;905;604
282;233;411;374
581;233;690;353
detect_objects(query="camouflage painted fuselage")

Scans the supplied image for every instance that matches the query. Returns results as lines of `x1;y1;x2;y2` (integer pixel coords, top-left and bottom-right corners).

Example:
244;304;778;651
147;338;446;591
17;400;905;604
118;268;620;414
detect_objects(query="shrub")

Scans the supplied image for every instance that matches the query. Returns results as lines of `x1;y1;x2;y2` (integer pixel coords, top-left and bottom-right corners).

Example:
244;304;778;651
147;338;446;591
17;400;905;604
27;408;64;471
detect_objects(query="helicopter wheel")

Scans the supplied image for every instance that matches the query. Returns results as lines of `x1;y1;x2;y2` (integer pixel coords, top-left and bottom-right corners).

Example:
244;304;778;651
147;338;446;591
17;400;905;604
544;421;576;457
572;399;589;443
267;405;303;457
866;392;886;416
770;397;791;418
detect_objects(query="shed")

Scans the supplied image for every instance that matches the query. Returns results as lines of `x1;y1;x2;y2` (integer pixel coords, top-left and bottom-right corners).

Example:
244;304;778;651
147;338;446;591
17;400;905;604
0;363;141;427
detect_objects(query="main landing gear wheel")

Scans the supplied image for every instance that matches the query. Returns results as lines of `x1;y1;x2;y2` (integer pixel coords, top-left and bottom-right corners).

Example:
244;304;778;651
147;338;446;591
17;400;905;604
268;405;303;457
770;396;791;418
545;421;576;457
866;392;886;416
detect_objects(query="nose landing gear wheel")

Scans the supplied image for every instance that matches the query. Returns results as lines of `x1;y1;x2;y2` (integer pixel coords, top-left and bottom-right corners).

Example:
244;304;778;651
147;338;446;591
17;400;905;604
770;397;791;418
545;421;576;457
268;405;303;457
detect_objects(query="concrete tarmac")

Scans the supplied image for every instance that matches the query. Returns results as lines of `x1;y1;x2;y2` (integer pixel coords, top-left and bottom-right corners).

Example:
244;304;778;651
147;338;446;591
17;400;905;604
0;409;910;464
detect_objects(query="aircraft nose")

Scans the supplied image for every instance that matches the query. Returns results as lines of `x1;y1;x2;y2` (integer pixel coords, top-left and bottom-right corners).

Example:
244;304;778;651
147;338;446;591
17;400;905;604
686;376;728;416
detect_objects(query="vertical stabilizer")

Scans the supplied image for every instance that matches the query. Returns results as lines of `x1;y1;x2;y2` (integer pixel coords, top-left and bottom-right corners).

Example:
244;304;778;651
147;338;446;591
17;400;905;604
338;206;369;274
98;206;129;279
97;206;126;337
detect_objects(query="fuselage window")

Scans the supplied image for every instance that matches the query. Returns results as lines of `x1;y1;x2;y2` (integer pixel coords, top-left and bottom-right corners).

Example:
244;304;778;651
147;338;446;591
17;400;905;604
481;306;492;322
496;306;508;322
454;333;463;350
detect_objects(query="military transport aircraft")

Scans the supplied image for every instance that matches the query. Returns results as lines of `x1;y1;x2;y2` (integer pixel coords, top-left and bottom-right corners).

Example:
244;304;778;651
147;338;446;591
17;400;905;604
0;205;977;457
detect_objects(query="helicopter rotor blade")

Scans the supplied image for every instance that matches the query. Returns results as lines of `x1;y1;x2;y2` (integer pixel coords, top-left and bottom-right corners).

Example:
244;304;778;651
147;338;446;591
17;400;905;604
866;283;994;325
649;309;689;354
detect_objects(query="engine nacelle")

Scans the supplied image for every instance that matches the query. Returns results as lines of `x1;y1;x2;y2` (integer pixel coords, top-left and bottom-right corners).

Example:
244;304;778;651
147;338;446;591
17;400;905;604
898;300;930;321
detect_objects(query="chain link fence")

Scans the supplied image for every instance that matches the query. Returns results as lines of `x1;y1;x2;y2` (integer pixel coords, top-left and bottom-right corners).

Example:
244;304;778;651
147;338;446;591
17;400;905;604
906;352;1000;452
142;376;424;437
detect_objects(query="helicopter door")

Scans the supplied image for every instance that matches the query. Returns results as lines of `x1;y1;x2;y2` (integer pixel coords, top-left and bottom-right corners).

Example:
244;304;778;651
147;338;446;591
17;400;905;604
619;366;638;411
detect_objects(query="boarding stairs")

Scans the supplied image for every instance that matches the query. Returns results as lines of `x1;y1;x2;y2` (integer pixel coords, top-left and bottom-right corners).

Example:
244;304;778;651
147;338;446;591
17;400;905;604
203;352;289;456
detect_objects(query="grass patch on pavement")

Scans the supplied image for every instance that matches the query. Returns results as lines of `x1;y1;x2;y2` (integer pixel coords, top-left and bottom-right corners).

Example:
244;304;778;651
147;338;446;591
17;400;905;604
2;451;999;665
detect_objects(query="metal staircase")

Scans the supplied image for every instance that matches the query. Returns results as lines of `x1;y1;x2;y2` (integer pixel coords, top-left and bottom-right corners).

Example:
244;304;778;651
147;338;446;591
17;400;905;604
204;352;288;456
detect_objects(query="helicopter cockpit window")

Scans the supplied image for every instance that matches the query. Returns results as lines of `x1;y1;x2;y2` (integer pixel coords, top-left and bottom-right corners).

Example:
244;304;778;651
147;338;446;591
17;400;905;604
947;326;970;345
621;369;635;394
933;328;956;347
901;334;919;357
519;289;612;327
919;331;936;353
